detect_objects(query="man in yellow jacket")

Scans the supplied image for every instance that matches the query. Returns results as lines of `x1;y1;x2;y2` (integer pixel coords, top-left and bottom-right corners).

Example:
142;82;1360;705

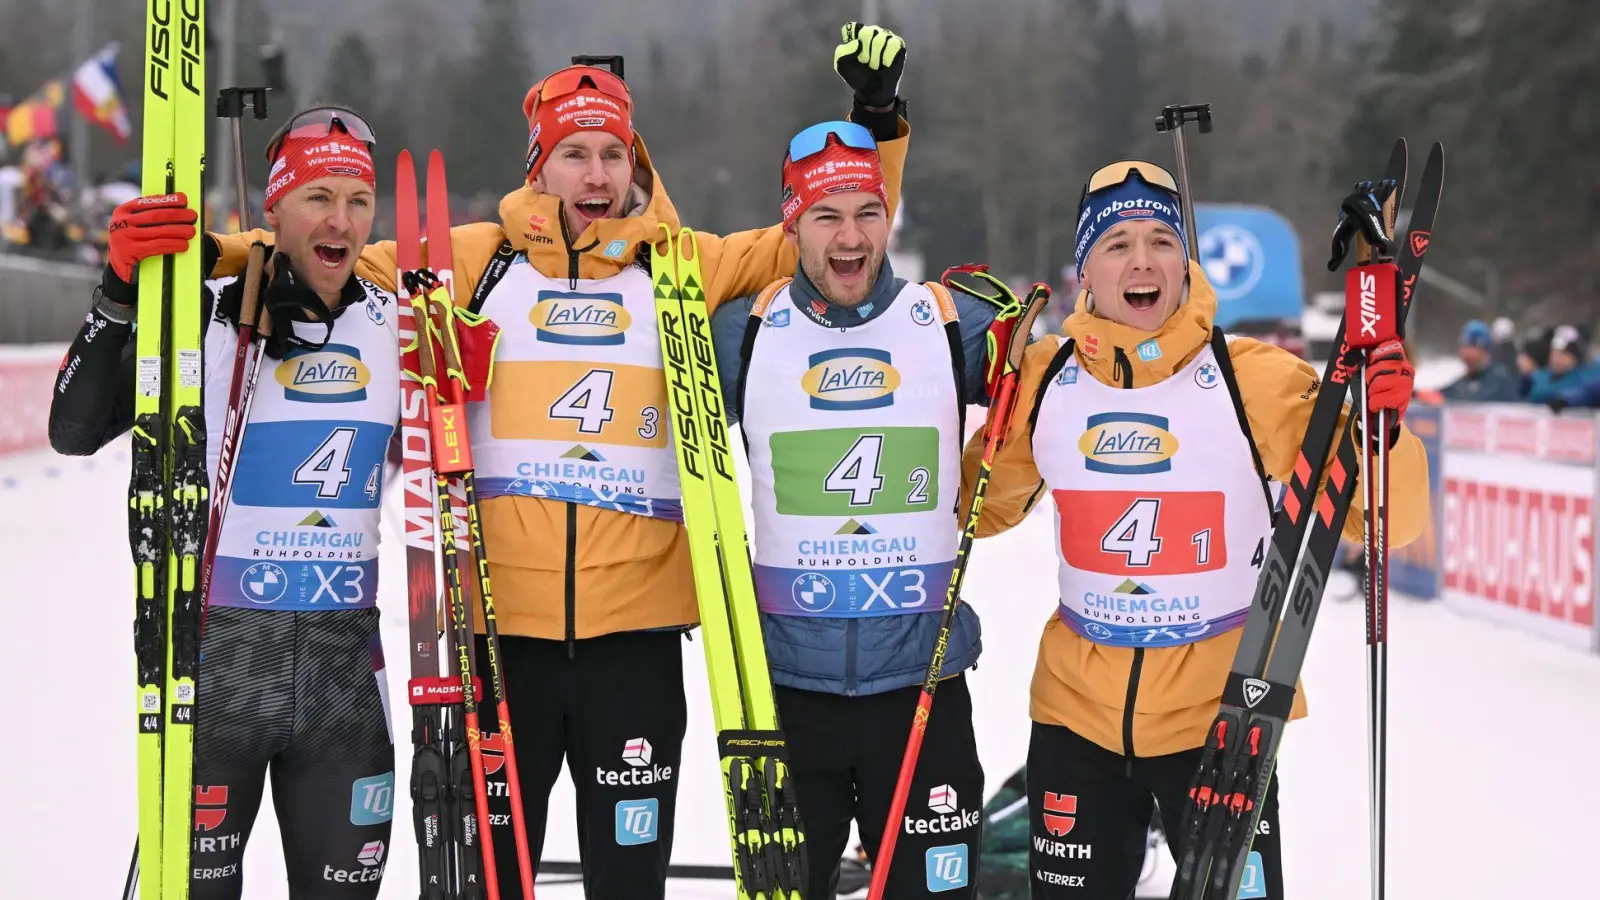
185;22;910;899
961;161;1429;899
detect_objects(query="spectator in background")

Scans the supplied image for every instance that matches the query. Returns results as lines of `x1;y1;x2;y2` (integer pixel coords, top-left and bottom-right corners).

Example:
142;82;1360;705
1525;325;1599;405
1489;316;1519;370
1516;326;1552;396
1441;319;1522;402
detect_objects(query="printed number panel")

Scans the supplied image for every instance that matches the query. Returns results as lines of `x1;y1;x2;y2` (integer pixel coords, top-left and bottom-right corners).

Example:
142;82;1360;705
232;420;392;509
772;427;940;516
1055;489;1227;576
489;360;667;448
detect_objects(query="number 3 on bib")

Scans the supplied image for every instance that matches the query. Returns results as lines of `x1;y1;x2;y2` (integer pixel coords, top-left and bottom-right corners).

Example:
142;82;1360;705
1060;489;1228;576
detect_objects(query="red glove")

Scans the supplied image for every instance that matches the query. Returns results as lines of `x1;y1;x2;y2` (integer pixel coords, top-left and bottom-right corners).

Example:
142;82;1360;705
107;193;198;284
1364;338;1413;442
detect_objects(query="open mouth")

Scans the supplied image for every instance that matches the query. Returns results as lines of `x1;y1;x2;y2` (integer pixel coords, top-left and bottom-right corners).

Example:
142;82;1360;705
314;243;349;268
828;253;867;279
573;197;613;222
1124;285;1160;311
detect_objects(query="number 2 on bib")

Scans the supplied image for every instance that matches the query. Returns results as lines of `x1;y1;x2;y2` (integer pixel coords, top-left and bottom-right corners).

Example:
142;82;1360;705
1058;489;1228;576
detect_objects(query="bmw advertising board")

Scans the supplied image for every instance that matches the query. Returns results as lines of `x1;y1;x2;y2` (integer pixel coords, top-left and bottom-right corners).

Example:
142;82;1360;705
1195;204;1302;330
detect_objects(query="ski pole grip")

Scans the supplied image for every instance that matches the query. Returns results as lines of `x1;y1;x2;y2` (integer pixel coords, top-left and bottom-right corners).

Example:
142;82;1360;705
1343;263;1401;350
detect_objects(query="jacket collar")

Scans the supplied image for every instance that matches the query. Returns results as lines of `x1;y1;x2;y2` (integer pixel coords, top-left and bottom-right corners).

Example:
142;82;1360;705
1063;260;1217;387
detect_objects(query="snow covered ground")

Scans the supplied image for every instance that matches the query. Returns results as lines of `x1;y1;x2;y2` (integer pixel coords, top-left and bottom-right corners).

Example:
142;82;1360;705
5;437;1596;899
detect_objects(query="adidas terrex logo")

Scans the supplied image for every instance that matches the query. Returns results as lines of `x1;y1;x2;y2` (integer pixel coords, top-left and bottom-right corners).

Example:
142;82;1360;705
596;737;673;786
903;784;980;836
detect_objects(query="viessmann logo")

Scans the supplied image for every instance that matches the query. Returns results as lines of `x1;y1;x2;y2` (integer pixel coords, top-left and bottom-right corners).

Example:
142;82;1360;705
801;348;900;411
1078;412;1178;474
276;343;371;403
532;290;630;345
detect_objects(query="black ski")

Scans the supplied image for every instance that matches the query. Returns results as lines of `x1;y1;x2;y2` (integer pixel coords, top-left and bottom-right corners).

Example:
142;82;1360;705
1171;140;1444;900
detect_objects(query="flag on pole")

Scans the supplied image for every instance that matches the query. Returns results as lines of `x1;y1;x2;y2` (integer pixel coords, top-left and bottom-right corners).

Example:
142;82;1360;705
5;81;63;146
72;42;132;143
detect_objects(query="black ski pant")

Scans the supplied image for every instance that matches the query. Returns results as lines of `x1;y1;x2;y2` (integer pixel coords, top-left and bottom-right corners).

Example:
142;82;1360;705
189;607;395;900
1025;721;1283;899
778;675;985;899
474;630;688;900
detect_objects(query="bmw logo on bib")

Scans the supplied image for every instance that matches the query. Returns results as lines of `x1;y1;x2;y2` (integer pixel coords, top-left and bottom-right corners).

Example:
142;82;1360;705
1195;362;1220;389
910;297;935;326
242;562;288;604
791;572;835;613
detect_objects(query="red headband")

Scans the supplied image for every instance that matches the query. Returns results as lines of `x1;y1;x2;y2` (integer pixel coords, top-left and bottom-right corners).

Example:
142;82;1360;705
523;88;634;182
264;134;376;210
780;143;888;230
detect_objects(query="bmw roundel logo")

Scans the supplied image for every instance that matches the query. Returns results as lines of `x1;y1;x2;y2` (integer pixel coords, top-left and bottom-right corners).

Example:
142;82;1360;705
791;572;835;613
910;297;936;326
1195;362;1220;389
1198;224;1264;302
242;562;288;604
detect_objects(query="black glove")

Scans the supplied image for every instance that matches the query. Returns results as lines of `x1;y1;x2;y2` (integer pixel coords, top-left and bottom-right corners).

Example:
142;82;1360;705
1548;395;1570;413
833;22;906;109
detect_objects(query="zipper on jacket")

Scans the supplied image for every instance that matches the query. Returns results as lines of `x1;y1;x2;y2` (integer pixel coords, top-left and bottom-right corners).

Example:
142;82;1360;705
1122;647;1144;776
558;204;602;289
565;503;577;657
1113;346;1134;389
845;619;859;696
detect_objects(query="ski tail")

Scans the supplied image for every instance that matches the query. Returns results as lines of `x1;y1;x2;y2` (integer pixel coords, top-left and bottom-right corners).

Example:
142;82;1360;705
396;150;459;899
424;150;537;899
867;267;1050;900
1171;142;1444;900
653;226;805;900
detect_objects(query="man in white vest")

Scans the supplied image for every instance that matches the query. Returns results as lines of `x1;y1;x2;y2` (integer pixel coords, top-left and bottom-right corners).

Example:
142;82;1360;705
710;121;1013;899
52;107;406;899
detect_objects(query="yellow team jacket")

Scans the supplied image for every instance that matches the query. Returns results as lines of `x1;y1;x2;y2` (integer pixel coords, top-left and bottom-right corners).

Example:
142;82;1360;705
208;119;911;641
962;263;1430;758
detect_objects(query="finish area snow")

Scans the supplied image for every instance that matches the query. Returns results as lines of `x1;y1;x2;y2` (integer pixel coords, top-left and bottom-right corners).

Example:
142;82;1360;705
4;438;1595;898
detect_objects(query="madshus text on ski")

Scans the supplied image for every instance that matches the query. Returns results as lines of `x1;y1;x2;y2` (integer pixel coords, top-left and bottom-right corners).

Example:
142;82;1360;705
48;4;1440;899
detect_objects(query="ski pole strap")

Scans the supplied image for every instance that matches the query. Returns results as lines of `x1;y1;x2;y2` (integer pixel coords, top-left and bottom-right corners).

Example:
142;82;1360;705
469;239;519;313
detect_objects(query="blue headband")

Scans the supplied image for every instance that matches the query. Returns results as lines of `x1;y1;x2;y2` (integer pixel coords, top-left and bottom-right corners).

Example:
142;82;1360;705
1073;175;1187;277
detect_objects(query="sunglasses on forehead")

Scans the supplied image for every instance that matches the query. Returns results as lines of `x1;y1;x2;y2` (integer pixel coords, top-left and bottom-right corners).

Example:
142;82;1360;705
531;65;632;109
786;120;877;163
1085;160;1180;195
265;107;377;163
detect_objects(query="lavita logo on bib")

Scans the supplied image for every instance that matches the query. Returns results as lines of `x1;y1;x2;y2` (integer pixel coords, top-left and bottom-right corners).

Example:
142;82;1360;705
1078;412;1178;474
801;347;900;411
277;343;371;403
532;290;630;345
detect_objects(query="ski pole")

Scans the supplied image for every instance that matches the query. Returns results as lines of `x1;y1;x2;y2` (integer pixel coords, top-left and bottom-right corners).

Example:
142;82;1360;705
1155;103;1212;262
198;86;271;619
867;267;1049;900
1341;183;1400;900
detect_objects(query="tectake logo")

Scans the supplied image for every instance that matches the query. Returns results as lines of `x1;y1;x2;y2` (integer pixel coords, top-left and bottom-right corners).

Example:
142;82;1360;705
1078;412;1178;474
801;347;900;411
765;308;791;328
323;840;385;884
904;783;981;837
1057;364;1079;386
596;738;672;786
532;290;629;345
276;343;371;403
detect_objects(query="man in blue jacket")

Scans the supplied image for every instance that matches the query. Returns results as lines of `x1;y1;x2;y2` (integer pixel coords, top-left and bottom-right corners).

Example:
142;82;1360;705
710;120;1007;899
1441;319;1522;402
1526;325;1600;405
